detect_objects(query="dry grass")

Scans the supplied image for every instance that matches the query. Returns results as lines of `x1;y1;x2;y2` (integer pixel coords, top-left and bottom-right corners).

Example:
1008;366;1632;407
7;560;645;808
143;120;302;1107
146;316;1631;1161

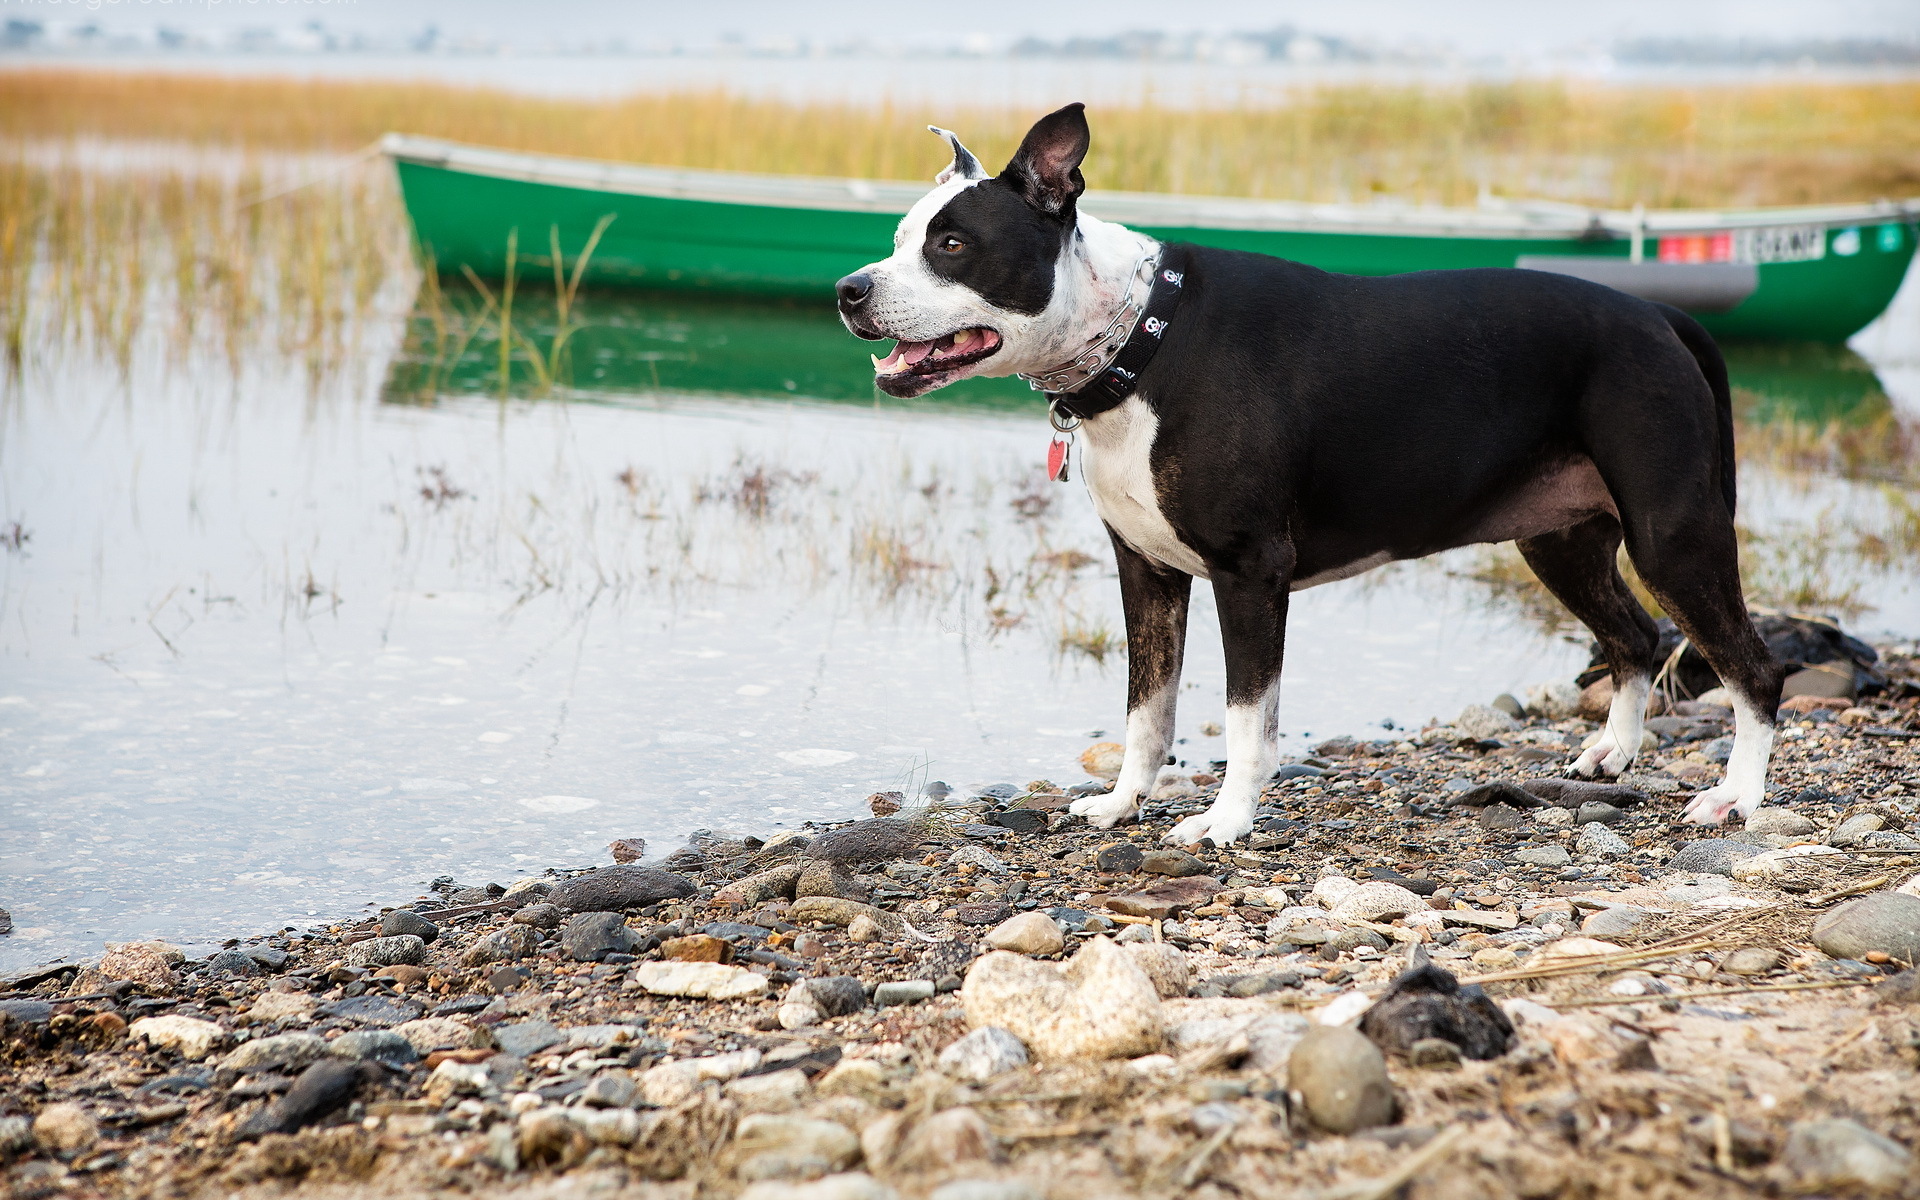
5;69;1920;207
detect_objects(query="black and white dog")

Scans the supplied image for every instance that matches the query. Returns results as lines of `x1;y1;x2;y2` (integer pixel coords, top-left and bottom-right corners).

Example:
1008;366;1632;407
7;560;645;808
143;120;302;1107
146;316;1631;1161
835;103;1783;846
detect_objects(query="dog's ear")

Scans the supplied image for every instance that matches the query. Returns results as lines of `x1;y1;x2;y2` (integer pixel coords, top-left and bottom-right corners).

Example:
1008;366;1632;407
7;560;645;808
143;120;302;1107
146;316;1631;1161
1001;102;1089;216
929;126;988;185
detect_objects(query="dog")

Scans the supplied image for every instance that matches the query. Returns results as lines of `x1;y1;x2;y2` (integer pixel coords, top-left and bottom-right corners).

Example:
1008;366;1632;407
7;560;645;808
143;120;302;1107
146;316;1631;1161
835;103;1783;846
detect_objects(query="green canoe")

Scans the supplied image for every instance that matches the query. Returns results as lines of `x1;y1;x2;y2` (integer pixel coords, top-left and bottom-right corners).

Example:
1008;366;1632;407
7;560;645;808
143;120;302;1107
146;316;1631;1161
383;133;1917;343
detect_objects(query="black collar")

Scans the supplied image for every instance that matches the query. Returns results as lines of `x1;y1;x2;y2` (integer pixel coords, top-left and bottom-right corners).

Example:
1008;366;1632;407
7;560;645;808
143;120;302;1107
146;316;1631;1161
1043;243;1190;422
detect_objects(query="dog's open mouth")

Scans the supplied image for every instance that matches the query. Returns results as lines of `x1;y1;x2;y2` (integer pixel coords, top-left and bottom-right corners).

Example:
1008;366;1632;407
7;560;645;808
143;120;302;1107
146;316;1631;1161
871;327;1001;379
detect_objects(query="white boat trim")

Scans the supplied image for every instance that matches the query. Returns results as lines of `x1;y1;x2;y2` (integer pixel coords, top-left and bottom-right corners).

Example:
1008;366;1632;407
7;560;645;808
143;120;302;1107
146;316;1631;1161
381;133;1919;243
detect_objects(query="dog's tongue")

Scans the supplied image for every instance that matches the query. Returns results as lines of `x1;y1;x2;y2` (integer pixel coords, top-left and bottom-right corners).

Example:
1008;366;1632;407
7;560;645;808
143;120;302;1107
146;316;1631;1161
895;340;938;366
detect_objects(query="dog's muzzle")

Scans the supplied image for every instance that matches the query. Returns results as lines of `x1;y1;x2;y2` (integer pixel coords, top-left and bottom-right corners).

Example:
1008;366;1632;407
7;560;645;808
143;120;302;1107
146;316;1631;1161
836;272;884;340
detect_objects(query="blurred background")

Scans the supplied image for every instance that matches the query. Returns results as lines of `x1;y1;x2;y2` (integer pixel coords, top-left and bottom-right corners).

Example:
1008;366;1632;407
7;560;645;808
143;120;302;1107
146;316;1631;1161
3;0;1918;969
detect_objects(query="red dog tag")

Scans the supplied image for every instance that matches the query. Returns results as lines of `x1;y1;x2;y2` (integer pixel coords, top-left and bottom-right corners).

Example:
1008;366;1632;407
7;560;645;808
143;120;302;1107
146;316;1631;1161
1047;437;1070;483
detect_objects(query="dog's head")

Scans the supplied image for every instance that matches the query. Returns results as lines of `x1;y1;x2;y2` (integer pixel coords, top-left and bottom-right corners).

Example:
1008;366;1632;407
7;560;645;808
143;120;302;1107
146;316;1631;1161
836;103;1094;398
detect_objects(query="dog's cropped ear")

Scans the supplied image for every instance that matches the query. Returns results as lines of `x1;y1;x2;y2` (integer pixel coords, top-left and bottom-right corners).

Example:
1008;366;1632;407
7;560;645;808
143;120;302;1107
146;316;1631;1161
1001;102;1089;216
929;126;988;185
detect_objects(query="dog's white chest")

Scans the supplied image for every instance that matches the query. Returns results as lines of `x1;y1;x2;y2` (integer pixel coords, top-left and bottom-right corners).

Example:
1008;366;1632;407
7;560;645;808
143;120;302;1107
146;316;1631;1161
1079;396;1209;579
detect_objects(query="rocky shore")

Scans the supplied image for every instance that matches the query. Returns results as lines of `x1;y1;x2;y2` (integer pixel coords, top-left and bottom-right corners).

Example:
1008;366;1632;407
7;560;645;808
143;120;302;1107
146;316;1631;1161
4;655;1920;1200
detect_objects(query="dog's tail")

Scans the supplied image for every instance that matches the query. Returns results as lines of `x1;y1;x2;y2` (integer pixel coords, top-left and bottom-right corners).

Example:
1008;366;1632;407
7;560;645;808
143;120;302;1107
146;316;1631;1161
1656;303;1737;518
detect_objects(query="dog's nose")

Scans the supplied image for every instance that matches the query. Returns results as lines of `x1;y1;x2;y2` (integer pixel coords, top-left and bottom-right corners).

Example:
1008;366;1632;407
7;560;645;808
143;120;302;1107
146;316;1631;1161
836;272;873;308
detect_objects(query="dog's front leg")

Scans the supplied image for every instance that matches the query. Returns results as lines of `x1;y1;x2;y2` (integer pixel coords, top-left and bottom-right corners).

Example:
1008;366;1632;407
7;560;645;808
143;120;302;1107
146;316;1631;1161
1070;529;1191;829
1167;544;1294;847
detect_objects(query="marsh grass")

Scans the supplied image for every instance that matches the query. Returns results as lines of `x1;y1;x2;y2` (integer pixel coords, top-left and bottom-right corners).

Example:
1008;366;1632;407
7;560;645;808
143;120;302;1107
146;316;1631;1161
5;70;1920;208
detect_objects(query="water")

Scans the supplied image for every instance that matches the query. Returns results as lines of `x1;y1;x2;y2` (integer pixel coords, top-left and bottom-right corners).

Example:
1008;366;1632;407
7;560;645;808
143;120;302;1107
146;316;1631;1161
4;254;1920;977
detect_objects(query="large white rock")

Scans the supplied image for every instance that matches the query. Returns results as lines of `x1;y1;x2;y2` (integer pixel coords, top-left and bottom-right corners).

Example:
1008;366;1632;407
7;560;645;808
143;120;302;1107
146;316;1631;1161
1310;876;1360;908
983;912;1065;956
936;1027;1029;1083
1122;942;1189;999
1330;882;1426;923
394;1017;474;1054
245;992;317;1025
129;1015;223;1060
960;936;1163;1062
219;1032;328;1072
628;961;769;1000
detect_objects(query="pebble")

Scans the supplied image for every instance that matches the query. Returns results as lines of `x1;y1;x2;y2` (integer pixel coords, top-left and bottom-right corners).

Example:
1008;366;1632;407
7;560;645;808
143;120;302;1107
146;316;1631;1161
1287;1026;1396;1133
500;877;553;905
463;925;540;967
1330;882;1426;922
936;1026;1030;1082
726;1114;862;1182
1139;848;1208;877
609;837;648;863
549;866;697;912
393;1017;472;1054
1721;947;1784;976
1105;875;1222;921
379;909;440;942
808;817;927;864
1536;807;1575;828
741;1173;895;1200
1745;808;1816;836
889;1106;1003;1174
1581;906;1652;938
240;1059;362;1138
847;915;884;943
348;934;428;969
206;949;261;977
247;992;317;1025
512;903;565;929
1575;801;1625;825
99;942;181;992
790;897;902;933
560;912;645;962
949;845;1010;875
661;933;734;962
1311;875;1361;906
1729;844;1845;882
1812;892;1920;965
581;1070;640;1108
628;961;769;1000
0;1116;30;1157
986;808;1049;834
1782;1119;1912;1195
1575;823;1631;859
931;1182;1041;1200
1357;963;1514;1060
129;1014;223;1060
797;858;872;902
1668;840;1762;876
1511;844;1572;868
799;976;866;1018
330;1029;419;1064
494;1020;565;1058
1455;781;1539;809
961;936;1163;1062
327;995;424;1027
1455;703;1518;740
1123;942;1191;999
31;1103;99;1154
729;1068;811;1114
874;980;935;1007
715;864;805;906
984;912;1065;956
220;1032;328;1073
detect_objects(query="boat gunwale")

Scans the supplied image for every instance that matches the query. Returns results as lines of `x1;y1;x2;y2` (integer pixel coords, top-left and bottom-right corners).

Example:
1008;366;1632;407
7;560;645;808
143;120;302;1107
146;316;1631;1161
381;132;1920;242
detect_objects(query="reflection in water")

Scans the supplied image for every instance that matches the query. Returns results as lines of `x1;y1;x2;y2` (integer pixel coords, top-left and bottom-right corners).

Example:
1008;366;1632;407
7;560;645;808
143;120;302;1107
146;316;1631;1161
1723;341;1896;427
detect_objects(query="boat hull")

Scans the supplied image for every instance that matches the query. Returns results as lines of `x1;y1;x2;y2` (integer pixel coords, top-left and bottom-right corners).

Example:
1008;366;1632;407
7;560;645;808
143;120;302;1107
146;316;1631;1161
392;151;1916;344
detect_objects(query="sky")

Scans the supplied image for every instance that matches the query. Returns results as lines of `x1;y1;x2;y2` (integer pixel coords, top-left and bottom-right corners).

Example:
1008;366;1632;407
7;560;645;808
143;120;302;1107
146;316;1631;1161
28;0;1920;55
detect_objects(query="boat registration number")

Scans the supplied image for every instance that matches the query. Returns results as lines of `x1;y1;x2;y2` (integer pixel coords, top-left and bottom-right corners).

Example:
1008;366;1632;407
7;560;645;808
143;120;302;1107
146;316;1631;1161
1732;225;1827;264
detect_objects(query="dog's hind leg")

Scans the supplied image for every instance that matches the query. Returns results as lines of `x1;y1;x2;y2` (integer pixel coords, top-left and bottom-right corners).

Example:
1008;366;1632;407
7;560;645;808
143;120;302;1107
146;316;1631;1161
1165;542;1293;847
1071;530;1192;829
1515;515;1661;778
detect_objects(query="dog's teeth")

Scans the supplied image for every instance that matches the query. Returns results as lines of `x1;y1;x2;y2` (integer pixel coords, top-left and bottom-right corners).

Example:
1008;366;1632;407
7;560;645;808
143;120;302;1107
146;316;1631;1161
952;329;973;346
871;354;886;370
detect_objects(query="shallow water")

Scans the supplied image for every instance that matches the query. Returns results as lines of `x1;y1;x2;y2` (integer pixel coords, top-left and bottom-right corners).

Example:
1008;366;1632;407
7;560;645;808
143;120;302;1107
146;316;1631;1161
3;259;1918;973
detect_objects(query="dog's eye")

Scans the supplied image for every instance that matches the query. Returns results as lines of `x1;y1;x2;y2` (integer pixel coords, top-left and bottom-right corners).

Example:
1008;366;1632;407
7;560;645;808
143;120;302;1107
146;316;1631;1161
938;236;966;253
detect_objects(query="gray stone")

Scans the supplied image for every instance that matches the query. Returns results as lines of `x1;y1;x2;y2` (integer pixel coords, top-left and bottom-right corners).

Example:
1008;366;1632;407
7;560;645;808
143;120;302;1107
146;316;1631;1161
239;1059;363;1138
984;912;1065;956
221;1032;328;1073
31;1103;98;1154
512;903;565;930
1456;781;1540;809
1581;906;1652;938
1455;704;1519;740
1520;778;1648;808
790;897;903;933
1812;892;1920;966
874;980;936;1007
1745;808;1816;837
1721;947;1784;976
808;818;927;864
206;949;261;977
806;976;870;1017
0;1000;54;1024
1830;813;1887;848
328;1029;419;1064
1874;968;1920;1005
1095;843;1145;872
560;912;644;962
1575;802;1625;826
463;924;540;967
726;1114;861;1182
1139;848;1209;878
1782;1119;1911;1195
797;858;871;903
327;995;423;1027
1668;840;1762;876
1575;823;1631;859
346;935;427;969
1329;928;1391;953
1703;736;1734;764
1511;844;1573;868
549;866;696;913
380;910;440;943
494;1020;565;1058
936;1026;1030;1083
581;1071;639;1108
1287;1026;1396;1134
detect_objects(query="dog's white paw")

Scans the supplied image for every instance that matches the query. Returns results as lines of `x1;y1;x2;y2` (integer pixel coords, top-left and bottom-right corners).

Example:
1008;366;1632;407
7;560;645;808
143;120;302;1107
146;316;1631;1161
1069;790;1140;829
1681;784;1755;826
1569;734;1631;778
1165;803;1255;847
